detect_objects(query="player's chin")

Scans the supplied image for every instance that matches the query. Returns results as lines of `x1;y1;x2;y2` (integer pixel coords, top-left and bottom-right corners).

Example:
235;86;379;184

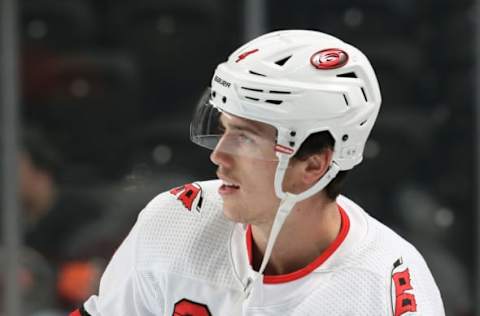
222;202;247;223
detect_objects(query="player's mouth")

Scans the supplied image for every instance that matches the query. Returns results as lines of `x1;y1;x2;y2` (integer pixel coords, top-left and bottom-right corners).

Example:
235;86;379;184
219;180;240;195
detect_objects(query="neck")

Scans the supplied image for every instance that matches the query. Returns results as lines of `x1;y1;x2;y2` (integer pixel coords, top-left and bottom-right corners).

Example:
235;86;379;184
250;194;341;275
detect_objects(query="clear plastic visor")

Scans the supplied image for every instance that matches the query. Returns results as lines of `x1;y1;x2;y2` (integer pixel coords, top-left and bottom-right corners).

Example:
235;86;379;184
190;88;279;161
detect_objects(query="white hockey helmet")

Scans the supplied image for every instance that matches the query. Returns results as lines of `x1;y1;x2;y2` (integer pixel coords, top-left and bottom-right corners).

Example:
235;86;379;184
191;29;381;199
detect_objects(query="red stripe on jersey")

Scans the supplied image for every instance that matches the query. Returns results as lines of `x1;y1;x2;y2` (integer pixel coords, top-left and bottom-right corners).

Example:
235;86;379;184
246;205;350;284
70;306;91;316
246;224;253;265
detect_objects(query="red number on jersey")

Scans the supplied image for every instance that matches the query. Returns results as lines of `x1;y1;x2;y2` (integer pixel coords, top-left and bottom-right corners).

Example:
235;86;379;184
392;268;417;316
173;298;211;316
169;183;203;211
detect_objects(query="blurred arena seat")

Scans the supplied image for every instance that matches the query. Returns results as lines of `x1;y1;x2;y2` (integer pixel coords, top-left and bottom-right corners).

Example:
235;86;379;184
417;0;474;12
268;0;430;110
123;116;215;178
22;50;142;180
21;0;97;50
269;0;419;40
444;68;474;110
442;12;474;67
373;70;416;107
106;0;225;56
105;0;238;117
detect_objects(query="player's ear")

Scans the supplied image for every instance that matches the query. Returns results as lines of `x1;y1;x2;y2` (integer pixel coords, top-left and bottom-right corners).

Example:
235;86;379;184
302;148;333;185
285;149;333;193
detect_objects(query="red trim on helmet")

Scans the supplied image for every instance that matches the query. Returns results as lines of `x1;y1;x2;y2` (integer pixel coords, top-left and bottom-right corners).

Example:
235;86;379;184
246;205;350;284
236;48;259;63
274;144;294;155
69;310;81;316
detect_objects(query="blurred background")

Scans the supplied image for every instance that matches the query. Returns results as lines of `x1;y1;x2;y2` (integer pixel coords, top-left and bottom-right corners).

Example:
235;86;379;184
0;0;476;315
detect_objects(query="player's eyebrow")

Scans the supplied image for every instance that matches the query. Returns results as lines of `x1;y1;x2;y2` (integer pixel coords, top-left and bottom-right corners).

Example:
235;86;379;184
219;114;263;136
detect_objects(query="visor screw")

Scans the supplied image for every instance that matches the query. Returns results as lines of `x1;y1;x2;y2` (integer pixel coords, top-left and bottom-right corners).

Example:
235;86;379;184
342;134;349;141
222;96;227;103
290;131;296;137
289;141;295;147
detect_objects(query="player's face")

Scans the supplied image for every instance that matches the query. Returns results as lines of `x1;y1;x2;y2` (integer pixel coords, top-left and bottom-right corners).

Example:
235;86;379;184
210;113;282;225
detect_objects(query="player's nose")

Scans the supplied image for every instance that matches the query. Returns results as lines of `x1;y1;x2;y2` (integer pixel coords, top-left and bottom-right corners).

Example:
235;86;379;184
210;138;233;168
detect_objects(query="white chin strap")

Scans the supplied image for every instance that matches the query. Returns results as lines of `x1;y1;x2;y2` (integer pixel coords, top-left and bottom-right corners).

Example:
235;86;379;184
257;155;341;275
235;155;340;314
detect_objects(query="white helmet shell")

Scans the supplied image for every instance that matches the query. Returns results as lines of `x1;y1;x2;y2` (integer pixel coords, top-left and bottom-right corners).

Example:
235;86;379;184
209;29;382;171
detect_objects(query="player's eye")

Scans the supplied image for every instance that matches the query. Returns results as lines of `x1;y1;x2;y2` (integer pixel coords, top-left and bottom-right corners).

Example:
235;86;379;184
237;133;255;145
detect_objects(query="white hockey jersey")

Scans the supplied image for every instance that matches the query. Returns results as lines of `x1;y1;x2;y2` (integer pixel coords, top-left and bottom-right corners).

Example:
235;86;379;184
82;179;445;315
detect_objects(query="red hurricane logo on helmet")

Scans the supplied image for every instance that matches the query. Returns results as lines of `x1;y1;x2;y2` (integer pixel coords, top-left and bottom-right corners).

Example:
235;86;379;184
310;48;349;69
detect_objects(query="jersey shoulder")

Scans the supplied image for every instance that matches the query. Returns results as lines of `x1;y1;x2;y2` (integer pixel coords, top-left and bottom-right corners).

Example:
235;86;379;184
333;195;444;315
133;179;237;287
141;179;223;219
337;195;433;273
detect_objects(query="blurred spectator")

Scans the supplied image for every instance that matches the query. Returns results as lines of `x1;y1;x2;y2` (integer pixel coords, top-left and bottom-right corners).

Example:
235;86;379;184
20;129;61;234
18;127;104;312
0;246;60;315
21;127;102;265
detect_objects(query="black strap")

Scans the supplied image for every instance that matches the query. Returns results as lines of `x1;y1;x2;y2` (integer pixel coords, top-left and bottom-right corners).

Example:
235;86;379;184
79;305;92;316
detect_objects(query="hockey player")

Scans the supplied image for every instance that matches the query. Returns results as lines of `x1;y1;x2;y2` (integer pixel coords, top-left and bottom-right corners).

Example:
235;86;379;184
72;30;445;315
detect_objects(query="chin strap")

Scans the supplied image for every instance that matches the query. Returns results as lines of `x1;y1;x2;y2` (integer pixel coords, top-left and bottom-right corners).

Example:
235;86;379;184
274;155;341;201
234;157;341;315
258;160;340;275
258;193;297;274
232;193;298;316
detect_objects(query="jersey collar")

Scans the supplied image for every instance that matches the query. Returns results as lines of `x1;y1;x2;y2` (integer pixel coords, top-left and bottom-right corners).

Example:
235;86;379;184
245;205;350;284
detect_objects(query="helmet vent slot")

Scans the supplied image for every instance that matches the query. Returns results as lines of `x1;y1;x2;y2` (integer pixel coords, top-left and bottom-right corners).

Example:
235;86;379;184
360;87;368;102
343;94;349;106
275;55;292;66
245;96;260;101
360;120;367;126
337;72;357;78
249;70;267;77
270;90;291;94
241;87;263;92
265;100;283;105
